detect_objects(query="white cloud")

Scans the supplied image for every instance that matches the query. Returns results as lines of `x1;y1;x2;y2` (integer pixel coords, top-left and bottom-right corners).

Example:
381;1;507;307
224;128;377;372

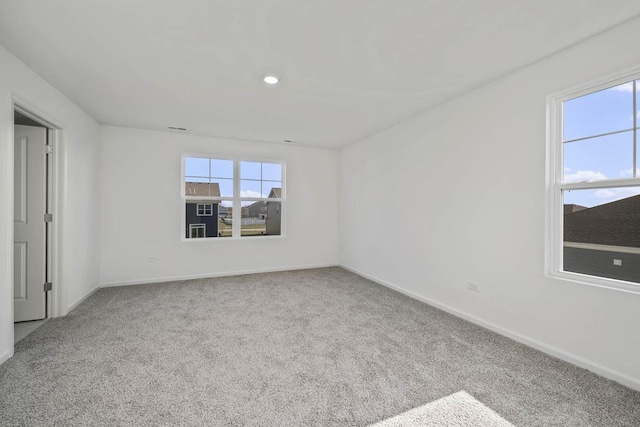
594;187;640;203
594;189;617;199
564;170;606;182
564;167;572;172
619;168;640;178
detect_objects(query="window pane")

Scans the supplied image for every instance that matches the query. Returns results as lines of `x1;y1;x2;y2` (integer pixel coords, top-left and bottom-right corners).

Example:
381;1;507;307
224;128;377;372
214;178;234;198
241;161;261;180
637;79;640;126
563;82;633;141
262;163;282;181
240;200;280;237
240;201;267;236
211;159;233;179
240;180;263;198
185;157;209;177
563;187;640;283
636;130;640;179
217;200;232;237
563;132;633;183
185;200;231;238
263;181;282;197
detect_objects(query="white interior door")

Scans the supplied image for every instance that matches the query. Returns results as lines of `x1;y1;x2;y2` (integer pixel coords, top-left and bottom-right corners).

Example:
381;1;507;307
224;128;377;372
14;124;47;322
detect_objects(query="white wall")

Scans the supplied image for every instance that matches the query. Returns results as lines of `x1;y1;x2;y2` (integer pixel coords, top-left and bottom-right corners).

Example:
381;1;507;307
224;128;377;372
0;45;101;363
339;17;640;389
99;126;338;285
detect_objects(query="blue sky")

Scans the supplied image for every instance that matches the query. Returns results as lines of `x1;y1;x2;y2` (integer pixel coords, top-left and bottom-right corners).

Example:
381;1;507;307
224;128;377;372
184;158;282;200
563;80;640;208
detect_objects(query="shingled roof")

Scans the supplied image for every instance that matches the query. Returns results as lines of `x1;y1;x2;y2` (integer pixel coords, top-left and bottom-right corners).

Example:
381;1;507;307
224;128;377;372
185;182;220;197
564;194;640;248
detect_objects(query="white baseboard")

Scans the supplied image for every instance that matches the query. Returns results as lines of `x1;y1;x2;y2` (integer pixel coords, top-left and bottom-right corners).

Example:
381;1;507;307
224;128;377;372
100;263;339;288
0;349;13;365
66;283;101;313
339;264;640;392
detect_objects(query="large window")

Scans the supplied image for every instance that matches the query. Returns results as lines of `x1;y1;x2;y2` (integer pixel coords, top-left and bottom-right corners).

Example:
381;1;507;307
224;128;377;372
240;161;282;236
547;72;640;292
183;156;284;239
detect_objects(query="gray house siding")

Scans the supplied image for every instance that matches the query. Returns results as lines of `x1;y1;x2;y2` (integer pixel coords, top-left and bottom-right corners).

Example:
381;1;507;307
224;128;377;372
246;201;267;219
563;247;640;283
266;201;281;235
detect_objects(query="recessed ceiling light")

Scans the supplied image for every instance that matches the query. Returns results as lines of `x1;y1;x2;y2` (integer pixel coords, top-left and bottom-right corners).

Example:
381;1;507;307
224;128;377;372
263;74;279;85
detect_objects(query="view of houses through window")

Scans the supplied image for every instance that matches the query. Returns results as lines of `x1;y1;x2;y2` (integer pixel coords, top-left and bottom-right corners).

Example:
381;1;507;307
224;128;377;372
240;161;282;236
558;77;640;285
184;157;283;239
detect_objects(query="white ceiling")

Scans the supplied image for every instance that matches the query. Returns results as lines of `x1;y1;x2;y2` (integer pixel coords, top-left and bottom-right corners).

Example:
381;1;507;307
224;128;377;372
1;1;639;149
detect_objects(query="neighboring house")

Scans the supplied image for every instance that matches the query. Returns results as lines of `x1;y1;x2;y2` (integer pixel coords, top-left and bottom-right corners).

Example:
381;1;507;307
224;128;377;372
185;182;220;238
563;195;640;282
246;201;267;219
266;188;282;235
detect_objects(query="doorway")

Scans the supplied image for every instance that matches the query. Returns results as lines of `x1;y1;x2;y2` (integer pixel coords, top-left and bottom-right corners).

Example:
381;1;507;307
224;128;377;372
13;108;54;340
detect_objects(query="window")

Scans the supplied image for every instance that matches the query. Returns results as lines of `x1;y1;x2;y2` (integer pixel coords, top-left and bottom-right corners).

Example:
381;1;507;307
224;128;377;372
184;157;232;239
240;161;282;236
547;72;640;292
183;156;284;239
189;224;206;238
196;203;213;216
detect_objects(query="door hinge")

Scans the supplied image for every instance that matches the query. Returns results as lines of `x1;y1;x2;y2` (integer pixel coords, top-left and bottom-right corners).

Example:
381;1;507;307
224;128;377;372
44;213;53;223
44;282;52;292
45;144;53;154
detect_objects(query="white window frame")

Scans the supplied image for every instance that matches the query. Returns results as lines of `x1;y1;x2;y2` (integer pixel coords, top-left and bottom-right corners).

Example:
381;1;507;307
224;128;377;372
181;155;285;241
196;203;213;216
238;160;284;238
546;67;640;294
189;224;206;238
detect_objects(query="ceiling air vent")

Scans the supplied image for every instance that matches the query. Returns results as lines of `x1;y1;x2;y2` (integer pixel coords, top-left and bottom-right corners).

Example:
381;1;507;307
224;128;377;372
168;126;187;131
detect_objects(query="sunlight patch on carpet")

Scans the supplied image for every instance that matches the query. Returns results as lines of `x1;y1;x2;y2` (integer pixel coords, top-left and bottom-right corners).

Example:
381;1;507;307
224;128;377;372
371;391;514;427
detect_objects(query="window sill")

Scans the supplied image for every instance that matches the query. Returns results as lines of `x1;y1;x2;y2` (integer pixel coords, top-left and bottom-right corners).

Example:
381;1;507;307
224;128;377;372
181;235;285;243
547;270;640;295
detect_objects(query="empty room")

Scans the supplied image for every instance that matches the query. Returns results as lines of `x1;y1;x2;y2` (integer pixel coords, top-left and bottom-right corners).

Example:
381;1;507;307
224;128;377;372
1;1;640;425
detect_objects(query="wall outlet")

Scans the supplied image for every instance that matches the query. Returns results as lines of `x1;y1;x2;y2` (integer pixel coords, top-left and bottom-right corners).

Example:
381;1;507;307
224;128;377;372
467;281;480;292
147;256;158;262
613;259;622;266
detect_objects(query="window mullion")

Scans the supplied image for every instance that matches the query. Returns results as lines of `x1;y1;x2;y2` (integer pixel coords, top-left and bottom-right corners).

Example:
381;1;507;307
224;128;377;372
563;127;635;145
232;160;240;238
634;79;637;178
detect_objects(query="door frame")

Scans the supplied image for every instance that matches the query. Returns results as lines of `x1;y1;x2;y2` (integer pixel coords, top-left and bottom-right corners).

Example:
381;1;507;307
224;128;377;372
8;94;67;329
